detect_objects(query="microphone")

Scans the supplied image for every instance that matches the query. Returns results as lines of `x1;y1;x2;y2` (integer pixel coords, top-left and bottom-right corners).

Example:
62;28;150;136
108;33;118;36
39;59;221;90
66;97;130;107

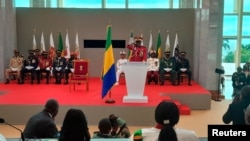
0;118;25;141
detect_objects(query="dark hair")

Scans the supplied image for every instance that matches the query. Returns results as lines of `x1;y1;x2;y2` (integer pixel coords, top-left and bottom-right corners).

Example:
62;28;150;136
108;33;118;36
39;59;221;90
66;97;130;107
155;101;179;141
59;108;90;141
44;99;59;118
241;85;250;102
98;118;112;134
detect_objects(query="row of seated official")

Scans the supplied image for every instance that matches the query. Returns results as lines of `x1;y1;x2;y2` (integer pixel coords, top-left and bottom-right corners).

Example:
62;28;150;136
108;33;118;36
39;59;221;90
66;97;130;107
115;49;192;86
4;49;77;85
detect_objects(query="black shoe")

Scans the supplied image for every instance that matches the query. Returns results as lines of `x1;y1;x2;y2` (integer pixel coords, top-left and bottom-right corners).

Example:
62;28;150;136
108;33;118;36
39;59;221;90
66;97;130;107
172;83;176;86
188;83;192;86
5;79;9;84
19;80;24;84
46;81;49;84
37;81;40;84
177;83;180;86
31;81;33;85
64;81;68;85
160;83;164;86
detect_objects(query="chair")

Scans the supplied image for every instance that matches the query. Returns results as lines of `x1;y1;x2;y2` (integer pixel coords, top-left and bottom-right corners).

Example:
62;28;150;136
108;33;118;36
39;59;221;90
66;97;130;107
69;59;89;92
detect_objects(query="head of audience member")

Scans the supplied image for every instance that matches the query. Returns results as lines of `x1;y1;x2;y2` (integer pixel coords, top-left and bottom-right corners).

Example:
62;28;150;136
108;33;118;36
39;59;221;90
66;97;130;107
59;108;90;141
70;52;77;60
109;114;118;126
98;118;112;135
237;66;243;73
41;51;49;58
34;49;41;56
28;49;34;56
150;50;157;58
240;85;250;102
155;101;180;141
119;51;126;59
164;51;171;59
134;36;142;47
44;99;59;119
13;49;20;57
56;50;62;57
179;51;186;59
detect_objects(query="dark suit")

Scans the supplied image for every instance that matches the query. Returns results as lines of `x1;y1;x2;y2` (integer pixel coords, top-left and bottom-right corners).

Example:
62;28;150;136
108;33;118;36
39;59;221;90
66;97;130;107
20;55;39;84
52;56;67;84
23;110;58;138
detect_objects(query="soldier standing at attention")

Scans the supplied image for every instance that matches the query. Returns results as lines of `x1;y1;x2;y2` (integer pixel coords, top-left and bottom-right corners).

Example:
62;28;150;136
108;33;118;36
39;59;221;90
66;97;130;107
5;49;24;84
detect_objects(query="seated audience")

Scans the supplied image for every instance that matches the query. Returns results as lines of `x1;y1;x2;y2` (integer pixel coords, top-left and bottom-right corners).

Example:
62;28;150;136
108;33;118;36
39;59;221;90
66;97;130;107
115;51;128;85
92;118;114;138
52;50;67;84
5;49;24;84
19;49;39;84
232;66;246;97
109;114;131;138
146;50;159;84
23;98;59;138
59;108;90;141
176;51;192;86
130;101;199;141
36;51;52;84
64;53;77;84
223;85;250;125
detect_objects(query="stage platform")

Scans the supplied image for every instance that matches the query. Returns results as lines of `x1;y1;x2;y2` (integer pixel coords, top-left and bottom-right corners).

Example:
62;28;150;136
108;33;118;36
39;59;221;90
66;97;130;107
0;77;211;126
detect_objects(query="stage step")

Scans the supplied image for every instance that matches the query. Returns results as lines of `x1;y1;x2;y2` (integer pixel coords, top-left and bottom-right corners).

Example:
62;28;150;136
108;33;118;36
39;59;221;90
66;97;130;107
162;97;191;115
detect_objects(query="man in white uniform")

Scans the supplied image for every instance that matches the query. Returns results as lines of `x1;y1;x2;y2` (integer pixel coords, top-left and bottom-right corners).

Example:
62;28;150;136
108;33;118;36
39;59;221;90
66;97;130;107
115;51;128;85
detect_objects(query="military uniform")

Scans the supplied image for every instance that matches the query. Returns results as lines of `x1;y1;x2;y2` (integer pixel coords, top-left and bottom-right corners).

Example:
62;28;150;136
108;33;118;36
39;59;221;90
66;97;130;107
5;50;24;84
146;51;159;84
159;51;177;85
36;51;52;84
20;50;39;84
116;51;128;84
232;67;246;96
127;36;147;62
64;54;77;84
52;50;67;84
176;51;192;86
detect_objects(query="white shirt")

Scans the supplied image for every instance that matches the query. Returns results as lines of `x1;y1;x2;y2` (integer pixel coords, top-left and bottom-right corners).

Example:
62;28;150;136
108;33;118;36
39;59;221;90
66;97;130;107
116;58;128;71
129;127;199;141
147;57;159;71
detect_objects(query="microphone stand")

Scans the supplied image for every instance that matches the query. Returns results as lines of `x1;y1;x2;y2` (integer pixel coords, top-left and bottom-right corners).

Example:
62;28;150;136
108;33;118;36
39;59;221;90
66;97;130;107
3;121;25;141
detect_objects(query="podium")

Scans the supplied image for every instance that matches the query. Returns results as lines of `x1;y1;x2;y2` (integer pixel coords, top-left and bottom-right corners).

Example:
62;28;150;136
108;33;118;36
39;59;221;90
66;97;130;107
122;62;148;103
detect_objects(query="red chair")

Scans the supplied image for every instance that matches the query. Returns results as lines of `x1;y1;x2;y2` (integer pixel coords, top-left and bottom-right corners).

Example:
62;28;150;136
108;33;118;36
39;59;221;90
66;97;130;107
69;59;89;92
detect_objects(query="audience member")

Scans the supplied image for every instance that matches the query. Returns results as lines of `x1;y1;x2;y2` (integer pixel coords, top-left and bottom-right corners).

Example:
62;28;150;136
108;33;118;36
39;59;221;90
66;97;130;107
223;85;250;125
5;49;24;84
232;66;246;97
64;53;77;84
109;114;131;138
176;51;192;86
115;51;128;85
146;50;159;84
52;50;67;84
59;108;90;141
130;101;199;141
92;118;114;138
36;51;52;84
159;50;177;86
127;36;147;62
23;98;59;138
19;49;39;84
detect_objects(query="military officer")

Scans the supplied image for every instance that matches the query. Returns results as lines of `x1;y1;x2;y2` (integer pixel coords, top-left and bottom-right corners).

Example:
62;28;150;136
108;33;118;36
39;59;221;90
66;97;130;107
52;50;67;84
36;51;52;84
127;36;147;62
20;49;39;84
146;50;159;84
64;53;77;84
5;49;24;84
115;51;128;85
232;66;246;96
176;51;192;86
159;51;177;85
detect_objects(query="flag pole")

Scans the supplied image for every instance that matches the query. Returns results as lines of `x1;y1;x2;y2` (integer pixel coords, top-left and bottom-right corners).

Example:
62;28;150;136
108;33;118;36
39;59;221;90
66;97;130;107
105;90;115;103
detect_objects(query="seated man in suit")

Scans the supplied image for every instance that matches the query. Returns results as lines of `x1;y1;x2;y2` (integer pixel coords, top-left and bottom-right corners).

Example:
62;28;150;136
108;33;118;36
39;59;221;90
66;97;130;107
52;50;67;84
5;49;24;84
19;49;39;84
159;50;177;85
176;51;192;86
147;50;159;84
36;51;52;84
64;53;77;84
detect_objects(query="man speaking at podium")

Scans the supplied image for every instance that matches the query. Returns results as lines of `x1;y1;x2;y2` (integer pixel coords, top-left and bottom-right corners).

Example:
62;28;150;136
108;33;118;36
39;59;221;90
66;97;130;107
127;36;147;62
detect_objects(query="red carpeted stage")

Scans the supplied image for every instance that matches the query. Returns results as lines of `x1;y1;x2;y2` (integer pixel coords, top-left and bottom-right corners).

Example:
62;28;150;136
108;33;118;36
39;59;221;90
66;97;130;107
0;77;211;125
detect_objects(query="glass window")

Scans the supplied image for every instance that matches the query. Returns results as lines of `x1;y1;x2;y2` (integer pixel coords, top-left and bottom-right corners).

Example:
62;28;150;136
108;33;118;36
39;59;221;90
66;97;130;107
63;0;102;8
242;15;250;36
173;0;179;8
224;0;238;13
106;0;125;8
14;0;30;7
223;15;238;36
129;0;168;8
222;39;237;75
243;0;250;12
241;38;250;63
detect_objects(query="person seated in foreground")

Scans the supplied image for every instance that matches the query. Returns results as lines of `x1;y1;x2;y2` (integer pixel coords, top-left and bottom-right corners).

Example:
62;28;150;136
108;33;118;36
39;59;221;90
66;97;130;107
23;99;59;138
223;85;250;125
129;101;199;141
92;118;115;138
59;108;90;141
109;114;131;138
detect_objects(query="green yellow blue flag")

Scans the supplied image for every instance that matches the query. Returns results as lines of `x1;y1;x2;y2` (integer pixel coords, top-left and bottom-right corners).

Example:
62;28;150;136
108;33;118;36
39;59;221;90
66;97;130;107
156;31;162;59
101;25;116;98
